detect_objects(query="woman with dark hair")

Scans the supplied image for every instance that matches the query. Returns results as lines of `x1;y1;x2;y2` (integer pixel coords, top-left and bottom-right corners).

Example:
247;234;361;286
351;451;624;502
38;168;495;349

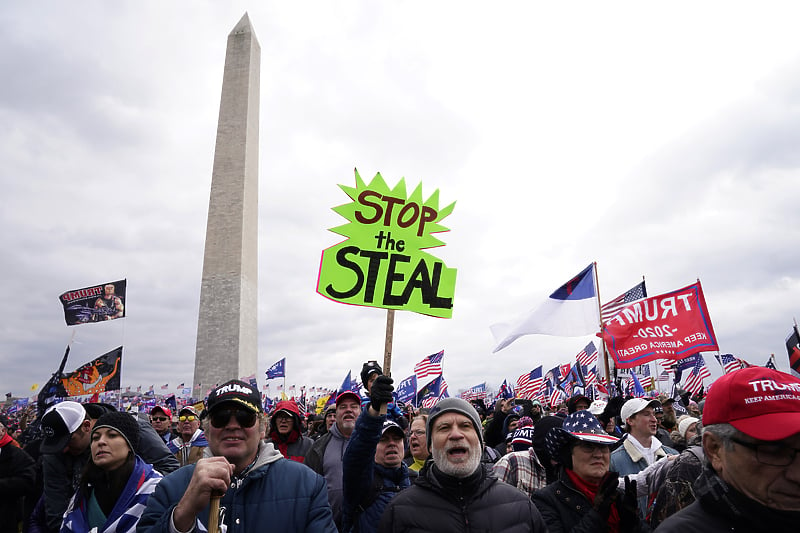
60;412;162;533
532;411;649;533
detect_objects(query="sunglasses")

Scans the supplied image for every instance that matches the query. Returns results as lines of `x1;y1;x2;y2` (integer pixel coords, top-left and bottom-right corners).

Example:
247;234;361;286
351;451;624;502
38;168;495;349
151;417;169;422
209;409;258;429
179;415;198;422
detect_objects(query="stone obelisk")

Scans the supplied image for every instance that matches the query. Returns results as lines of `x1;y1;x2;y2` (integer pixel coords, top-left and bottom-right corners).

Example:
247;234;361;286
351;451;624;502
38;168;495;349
193;13;260;392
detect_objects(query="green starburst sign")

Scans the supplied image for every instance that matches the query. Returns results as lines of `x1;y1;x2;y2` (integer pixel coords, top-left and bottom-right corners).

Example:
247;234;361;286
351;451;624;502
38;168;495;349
317;169;457;318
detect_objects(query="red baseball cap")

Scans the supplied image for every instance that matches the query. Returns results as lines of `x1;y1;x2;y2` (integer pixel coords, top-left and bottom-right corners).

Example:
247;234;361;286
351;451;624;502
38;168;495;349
150;406;172;418
335;391;361;405
703;366;800;441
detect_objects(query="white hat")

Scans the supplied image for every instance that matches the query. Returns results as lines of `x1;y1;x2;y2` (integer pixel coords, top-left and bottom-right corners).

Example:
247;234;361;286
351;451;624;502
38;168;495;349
620;398;661;424
40;401;86;454
678;417;700;438
588;400;607;415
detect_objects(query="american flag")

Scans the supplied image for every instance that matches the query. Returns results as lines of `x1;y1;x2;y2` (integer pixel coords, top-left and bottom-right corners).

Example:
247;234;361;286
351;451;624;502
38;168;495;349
414;350;444;384
683;355;711;395
657;370;670;382
639;365;655;389
548;387;565;408
584;366;598;388
516;367;544;400
576;342;598;368
601;281;647;323
160;384;169;390
715;353;744;374
765;355;778;370
658;359;677;374
562;380;574;398
419;375;449;408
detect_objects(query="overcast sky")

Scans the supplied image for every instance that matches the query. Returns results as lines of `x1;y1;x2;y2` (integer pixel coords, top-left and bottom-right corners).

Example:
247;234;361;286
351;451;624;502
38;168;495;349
2;2;799;399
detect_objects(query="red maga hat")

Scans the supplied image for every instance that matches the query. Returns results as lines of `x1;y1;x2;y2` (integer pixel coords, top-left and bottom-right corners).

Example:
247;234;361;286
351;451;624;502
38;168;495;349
703;366;800;441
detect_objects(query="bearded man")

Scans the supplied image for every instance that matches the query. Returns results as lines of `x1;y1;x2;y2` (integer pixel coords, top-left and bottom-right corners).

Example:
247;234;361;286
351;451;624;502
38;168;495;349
378;398;547;532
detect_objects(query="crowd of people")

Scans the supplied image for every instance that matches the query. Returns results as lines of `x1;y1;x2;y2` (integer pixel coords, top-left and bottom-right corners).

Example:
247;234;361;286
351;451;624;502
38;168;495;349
1;363;799;532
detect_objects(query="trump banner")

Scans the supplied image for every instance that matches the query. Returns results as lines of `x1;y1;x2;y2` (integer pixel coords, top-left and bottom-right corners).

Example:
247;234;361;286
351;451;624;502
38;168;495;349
60;279;126;325
601;281;718;368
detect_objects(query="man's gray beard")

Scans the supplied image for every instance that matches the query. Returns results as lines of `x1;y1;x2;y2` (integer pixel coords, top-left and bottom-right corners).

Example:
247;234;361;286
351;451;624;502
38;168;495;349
432;444;482;478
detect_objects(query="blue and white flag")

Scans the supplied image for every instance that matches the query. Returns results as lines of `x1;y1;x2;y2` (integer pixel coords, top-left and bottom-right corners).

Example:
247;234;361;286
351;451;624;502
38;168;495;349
396;375;417;405
491;263;599;352
495;379;514;400
265;358;286;379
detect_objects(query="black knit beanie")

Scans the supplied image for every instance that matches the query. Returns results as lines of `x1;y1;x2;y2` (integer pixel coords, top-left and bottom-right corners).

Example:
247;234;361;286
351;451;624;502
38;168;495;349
92;411;140;454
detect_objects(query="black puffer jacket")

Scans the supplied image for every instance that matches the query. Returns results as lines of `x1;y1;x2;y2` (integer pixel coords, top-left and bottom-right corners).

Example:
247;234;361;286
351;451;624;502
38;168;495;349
377;462;547;532
0;444;36;533
532;470;650;533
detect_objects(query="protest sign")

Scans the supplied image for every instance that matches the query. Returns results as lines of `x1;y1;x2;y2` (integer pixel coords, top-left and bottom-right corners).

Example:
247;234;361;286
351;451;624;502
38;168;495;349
317;170;457;318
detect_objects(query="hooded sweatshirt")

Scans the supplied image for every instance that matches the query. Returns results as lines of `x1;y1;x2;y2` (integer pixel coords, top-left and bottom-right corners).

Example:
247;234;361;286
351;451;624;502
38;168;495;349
267;401;313;463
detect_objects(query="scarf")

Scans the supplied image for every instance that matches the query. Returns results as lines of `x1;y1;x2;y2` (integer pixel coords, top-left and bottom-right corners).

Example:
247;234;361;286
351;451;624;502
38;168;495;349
565;468;621;533
408;457;426;472
167;429;208;464
269;428;300;459
0;433;13;448
61;456;162;533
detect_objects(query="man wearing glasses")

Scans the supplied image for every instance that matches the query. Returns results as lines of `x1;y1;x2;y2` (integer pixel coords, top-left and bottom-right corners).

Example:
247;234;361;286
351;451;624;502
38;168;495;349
656;367;800;532
150;406;174;444
167;406;207;467
139;379;336;532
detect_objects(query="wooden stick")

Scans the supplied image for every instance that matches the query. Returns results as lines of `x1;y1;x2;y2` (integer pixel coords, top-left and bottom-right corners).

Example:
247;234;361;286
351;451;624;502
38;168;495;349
208;496;221;533
383;309;395;377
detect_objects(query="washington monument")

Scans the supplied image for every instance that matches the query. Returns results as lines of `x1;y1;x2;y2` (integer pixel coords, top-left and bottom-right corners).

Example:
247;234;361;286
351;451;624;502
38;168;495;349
193;13;260;391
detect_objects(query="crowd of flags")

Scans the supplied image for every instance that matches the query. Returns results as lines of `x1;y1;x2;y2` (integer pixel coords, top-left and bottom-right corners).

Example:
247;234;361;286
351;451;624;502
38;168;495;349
16;273;800;420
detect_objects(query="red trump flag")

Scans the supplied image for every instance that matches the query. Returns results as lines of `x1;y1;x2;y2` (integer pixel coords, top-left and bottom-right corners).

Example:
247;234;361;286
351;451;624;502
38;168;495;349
601;281;718;368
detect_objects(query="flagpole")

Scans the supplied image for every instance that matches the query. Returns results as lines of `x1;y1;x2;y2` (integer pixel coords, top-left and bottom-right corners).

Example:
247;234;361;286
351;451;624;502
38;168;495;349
593;262;613;385
383;309;395;377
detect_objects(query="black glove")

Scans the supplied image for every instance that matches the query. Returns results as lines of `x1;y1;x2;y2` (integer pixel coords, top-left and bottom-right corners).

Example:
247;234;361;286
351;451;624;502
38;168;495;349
618;476;639;532
369;375;394;411
592;471;620;519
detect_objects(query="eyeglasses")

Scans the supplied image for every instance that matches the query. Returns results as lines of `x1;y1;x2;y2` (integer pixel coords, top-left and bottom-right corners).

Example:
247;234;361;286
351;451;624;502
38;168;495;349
409;430;426;437
178;415;198;422
730;436;800;466
151;417;169;422
209;409;257;429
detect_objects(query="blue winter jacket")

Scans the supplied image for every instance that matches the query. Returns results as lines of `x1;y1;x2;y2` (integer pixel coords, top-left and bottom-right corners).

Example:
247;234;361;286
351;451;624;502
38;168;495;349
342;411;410;533
136;442;337;533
